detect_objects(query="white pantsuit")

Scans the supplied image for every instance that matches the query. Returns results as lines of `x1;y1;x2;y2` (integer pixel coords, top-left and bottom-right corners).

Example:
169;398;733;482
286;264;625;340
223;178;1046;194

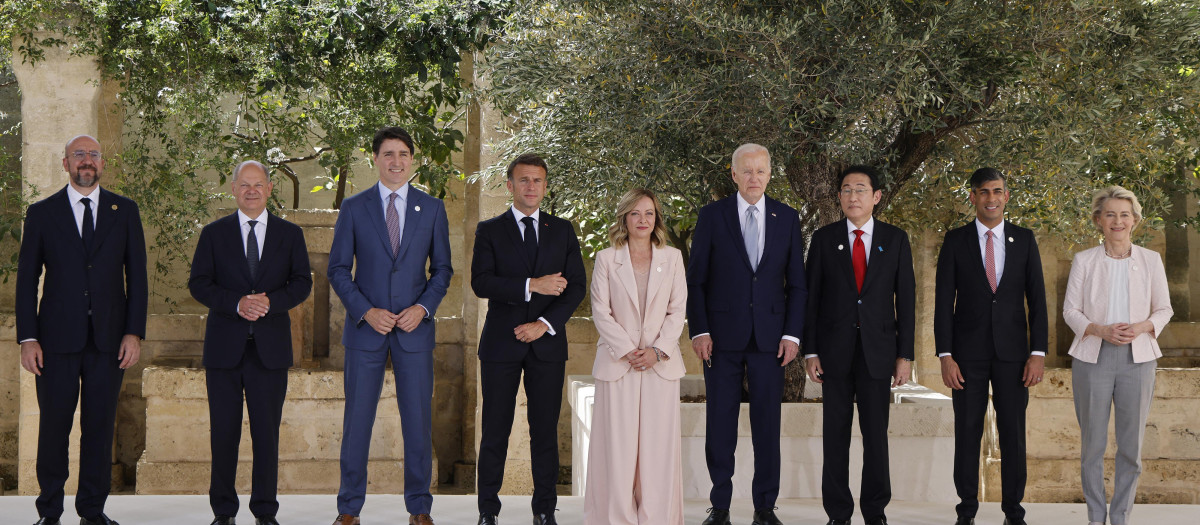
1063;245;1172;525
584;244;688;525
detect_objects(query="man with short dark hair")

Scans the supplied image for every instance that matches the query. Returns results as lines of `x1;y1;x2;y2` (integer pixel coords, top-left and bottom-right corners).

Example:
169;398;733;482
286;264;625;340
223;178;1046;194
934;168;1047;525
189;160;313;525
471;153;586;525
328;126;453;525
18;134;148;525
805;165;915;525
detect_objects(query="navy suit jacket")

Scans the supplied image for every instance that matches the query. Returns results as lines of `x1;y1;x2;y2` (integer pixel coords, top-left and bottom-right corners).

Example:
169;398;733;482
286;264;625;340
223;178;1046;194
804;219;915;380
934;221;1048;362
328;183;453;352
16;186;147;353
188;212;313;370
471;209;586;362
686;195;807;352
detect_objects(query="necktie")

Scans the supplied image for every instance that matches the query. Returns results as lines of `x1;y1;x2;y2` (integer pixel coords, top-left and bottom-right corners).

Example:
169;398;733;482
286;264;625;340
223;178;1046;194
246;220;260;278
745;206;760;271
80;197;95;252
852;229;866;293
985;230;997;292
386;192;401;257
522;216;538;262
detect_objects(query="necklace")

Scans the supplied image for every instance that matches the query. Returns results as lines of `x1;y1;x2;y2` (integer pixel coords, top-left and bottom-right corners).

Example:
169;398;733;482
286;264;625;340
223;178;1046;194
1103;243;1132;259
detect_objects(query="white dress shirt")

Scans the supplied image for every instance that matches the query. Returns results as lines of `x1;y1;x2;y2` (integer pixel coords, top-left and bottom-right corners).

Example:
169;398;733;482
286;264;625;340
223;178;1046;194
238;208;268;258
846;217;875;264
512;205;556;336
66;183;99;236
378;181;409;245
975;219;1006;285
736;192;766;265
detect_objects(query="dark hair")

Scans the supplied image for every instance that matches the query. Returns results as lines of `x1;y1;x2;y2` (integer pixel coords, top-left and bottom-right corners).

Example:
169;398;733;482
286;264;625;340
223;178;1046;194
506;153;549;179
839;165;881;191
372;126;414;156
969;167;1006;190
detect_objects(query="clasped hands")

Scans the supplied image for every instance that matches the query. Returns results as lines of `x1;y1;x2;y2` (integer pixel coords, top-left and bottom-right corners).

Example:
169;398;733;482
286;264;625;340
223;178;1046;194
364;305;426;335
624;347;668;371
238;293;270;321
1089;321;1153;346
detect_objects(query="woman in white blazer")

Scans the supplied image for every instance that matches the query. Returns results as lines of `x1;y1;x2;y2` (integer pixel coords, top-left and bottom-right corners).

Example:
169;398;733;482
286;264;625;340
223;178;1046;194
584;188;687;525
1062;186;1172;525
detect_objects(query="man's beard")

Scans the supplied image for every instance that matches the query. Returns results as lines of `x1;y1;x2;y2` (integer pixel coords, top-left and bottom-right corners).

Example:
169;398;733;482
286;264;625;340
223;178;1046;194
72;167;99;188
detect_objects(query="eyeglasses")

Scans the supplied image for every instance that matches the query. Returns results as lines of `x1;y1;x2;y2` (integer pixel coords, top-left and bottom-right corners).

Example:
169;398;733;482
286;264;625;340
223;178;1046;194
70;151;102;161
840;188;871;196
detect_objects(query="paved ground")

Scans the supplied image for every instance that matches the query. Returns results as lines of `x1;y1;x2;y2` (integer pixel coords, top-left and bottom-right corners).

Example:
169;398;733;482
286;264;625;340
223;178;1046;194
1;494;1195;524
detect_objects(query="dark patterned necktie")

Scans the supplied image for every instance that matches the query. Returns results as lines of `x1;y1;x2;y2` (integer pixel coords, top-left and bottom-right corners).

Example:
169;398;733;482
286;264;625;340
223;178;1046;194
522;216;538;262
81;197;95;252
247;220;260;277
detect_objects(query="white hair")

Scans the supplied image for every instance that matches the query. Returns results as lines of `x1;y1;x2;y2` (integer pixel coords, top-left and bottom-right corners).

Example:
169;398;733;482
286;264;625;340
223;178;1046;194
232;160;269;181
731;143;770;171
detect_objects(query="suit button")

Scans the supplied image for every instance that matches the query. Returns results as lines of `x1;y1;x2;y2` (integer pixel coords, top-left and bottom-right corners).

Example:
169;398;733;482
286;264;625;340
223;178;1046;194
749;303;753;308
83;290;89;296
753;277;757;282
993;299;998;303
857;299;862;304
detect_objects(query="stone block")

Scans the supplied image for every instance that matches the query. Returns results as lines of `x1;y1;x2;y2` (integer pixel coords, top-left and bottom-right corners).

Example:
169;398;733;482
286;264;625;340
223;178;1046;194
988;458;1200;504
136;458;410;495
145;314;207;341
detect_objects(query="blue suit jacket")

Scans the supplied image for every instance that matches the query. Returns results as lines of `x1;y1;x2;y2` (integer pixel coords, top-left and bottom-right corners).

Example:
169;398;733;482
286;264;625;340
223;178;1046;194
188;212;313;369
686;195;807;352
328;183;453;352
16;186;148;353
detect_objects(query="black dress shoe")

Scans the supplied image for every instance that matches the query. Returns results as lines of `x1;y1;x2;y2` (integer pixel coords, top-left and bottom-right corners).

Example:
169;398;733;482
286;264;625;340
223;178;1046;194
532;512;557;525
865;517;888;525
1003;519;1027;525
210;517;235;525
703;508;732;525
955;517;975;525
825;520;850;525
477;514;497;525
256;517;279;525
752;508;784;525
79;515;119;525
34;519;60;525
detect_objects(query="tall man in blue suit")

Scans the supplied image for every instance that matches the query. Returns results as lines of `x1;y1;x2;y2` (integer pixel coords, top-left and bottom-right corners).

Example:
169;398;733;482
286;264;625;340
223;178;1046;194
189;160;313;525
687;143;807;525
17;134;147;525
471;154;586;525
804;166;915;525
327;127;453;525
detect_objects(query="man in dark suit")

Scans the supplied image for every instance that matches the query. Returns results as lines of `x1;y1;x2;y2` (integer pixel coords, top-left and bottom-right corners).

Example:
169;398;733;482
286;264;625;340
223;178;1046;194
327;127;453;525
804;165;915;525
687;143;807;525
189;160;313;525
934;168;1047;525
471;153;586;525
17;134;147;525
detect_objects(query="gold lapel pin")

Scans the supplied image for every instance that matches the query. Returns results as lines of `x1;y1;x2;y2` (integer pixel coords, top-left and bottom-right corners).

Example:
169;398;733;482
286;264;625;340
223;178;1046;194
771;212;777;217
111;204;118;210
414;205;421;212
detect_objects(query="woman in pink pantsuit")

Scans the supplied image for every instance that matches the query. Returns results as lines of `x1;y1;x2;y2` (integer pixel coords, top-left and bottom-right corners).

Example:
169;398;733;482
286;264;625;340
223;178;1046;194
584;188;688;525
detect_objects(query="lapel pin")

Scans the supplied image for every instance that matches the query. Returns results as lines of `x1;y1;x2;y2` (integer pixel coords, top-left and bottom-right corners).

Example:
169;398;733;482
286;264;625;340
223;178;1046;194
1133;265;1138;271
838;244;844;250
657;266;662;272
1008;236;1014;242
111;204;118;210
771;212;777;217
414;205;421;212
877;246;883;252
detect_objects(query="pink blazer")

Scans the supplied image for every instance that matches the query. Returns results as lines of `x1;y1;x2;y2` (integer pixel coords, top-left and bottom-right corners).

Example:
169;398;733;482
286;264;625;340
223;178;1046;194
1063;245;1173;364
589;244;688;381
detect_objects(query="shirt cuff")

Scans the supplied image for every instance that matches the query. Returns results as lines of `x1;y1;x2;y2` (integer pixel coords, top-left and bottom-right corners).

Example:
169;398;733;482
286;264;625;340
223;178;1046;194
1031;351;1046;356
691;332;710;341
525;278;532;302
19;338;36;344
538;317;556;336
418;304;431;319
803;354;818;360
782;335;799;345
938;353;951;357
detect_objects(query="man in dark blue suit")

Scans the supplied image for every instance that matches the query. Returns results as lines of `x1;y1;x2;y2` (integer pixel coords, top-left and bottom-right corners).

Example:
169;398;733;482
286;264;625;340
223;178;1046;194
804;166;916;525
471;153;586;525
934;168;1047;525
17;134;147;525
327;127;453;525
687;144;807;525
189;160;313;525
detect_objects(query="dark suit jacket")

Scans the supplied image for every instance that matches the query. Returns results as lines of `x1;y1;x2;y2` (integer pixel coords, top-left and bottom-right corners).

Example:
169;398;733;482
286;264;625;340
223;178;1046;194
16;186;148;353
933;221;1047;362
188;212;313;370
804;219;915;380
686;195;807;352
328;183;453;352
471;209;586;362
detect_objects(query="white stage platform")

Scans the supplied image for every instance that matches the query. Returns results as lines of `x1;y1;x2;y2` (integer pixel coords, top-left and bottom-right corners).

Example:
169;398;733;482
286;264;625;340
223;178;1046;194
1;494;1196;524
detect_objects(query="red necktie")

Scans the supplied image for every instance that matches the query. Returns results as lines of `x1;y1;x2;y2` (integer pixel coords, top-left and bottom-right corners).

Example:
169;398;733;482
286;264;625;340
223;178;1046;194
853;229;866;293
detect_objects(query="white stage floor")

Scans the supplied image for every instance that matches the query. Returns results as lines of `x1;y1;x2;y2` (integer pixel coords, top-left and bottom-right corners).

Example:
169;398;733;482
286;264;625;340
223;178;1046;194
1;494;1196;524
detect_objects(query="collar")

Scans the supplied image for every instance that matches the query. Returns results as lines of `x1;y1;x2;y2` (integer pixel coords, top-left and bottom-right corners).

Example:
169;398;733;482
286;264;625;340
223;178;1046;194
66;183;100;207
511;205;540;223
846;216;875;236
735;191;766;216
377;181;410;202
974;218;1005;240
237;208;268;226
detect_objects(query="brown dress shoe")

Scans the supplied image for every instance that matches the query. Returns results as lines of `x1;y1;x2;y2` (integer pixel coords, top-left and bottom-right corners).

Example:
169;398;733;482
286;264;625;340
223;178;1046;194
332;515;359;525
409;514;434;525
